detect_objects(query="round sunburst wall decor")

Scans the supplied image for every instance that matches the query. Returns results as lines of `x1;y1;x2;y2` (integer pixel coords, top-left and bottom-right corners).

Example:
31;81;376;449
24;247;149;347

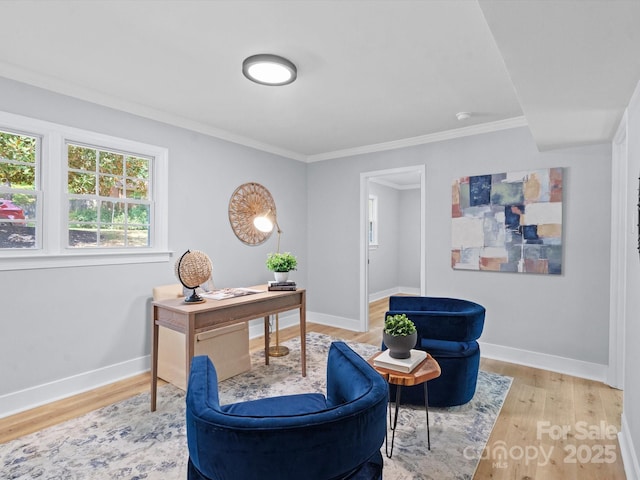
228;182;276;246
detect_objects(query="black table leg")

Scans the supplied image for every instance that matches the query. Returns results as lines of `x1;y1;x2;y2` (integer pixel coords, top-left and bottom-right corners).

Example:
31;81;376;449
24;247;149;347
386;385;402;458
385;382;433;457
424;382;431;451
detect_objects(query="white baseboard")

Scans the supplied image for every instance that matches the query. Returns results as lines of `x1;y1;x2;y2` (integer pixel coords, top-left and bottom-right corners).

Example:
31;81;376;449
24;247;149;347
307;311;361;331
480;341;608;383
369;287;400;303
619;413;640;480
369;286;420;303
0;355;149;419
1;316;615;420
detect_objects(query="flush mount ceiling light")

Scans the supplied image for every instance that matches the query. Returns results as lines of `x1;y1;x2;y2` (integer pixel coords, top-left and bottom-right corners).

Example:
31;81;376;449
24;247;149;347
242;54;297;86
456;112;471;121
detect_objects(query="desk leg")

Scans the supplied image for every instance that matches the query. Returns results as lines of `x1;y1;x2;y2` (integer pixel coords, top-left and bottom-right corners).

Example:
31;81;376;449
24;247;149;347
264;316;270;366
185;315;195;386
150;306;159;412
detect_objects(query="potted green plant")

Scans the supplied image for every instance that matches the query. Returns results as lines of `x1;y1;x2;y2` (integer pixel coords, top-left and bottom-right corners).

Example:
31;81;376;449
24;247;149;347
266;252;297;282
383;314;418;359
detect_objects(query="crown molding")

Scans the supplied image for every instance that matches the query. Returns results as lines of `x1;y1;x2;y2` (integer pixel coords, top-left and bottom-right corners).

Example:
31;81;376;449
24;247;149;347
0;63;307;162
305;116;528;162
1;62;526;164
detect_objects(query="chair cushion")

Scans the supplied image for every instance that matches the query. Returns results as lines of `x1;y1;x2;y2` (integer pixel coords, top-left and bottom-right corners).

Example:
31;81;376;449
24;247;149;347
221;393;327;417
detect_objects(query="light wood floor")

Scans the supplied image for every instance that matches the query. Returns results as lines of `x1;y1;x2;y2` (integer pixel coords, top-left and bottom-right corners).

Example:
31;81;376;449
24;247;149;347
0;297;625;479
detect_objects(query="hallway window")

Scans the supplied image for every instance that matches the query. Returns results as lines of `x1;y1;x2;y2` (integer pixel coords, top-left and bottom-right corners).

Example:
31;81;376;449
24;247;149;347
369;194;379;247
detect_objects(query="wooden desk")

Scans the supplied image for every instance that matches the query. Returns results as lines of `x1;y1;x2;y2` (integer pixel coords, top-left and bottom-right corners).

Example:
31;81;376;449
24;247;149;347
151;285;306;411
368;352;441;457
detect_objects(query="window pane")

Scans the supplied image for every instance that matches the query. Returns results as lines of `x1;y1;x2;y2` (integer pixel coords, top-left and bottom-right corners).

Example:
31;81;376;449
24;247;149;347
128;203;149;224
100;224;126;247
1;131;37;190
100;200;125;223
68;223;98;248
99;151;124;175
126;156;149;179
0;193;36;249
9;192;37;222
1;165;36;191
98;175;121;197
69;198;98;223
0;224;36;249
68;145;96;171
68;172;96;195
127;227;149;247
125;178;148;199
0;131;36;163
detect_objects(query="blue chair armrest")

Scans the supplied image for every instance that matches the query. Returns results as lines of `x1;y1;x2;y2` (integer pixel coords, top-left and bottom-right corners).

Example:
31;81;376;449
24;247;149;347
326;341;388;408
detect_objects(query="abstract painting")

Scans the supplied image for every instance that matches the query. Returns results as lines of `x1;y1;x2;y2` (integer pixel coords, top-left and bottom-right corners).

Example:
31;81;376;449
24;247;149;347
452;168;563;275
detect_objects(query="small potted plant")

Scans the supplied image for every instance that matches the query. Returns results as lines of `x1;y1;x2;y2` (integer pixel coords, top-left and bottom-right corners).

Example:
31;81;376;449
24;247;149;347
266;252;297;282
383;314;417;359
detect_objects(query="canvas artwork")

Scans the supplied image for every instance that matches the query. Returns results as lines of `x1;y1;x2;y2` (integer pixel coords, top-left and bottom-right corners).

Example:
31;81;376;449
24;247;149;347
451;168;563;275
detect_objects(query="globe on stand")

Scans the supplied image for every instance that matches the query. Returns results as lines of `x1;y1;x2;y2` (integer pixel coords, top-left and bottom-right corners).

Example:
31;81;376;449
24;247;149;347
175;250;212;303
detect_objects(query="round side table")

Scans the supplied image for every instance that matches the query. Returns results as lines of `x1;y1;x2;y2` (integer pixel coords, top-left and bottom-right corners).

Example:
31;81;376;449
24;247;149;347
368;351;442;458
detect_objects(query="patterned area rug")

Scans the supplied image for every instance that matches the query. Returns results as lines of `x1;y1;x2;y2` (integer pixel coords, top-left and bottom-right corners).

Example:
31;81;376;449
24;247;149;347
1;333;512;479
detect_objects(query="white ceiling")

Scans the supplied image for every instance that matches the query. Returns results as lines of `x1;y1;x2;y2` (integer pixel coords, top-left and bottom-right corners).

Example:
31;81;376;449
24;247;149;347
0;1;639;162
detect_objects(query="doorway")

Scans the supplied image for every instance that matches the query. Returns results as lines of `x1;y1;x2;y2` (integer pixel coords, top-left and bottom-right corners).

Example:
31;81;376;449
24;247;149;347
359;165;426;332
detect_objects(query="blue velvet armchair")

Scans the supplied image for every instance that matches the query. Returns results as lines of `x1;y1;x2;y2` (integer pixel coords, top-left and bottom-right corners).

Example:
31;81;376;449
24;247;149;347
384;296;485;407
186;341;388;480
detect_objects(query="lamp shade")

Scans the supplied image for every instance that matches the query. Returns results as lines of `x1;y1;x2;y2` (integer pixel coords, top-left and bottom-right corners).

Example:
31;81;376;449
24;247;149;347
253;215;274;233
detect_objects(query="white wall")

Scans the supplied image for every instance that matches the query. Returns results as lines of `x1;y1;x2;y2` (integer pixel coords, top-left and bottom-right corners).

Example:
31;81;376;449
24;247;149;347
397;188;421;289
0;77;308;415
308;127;612;373
367;182;400;295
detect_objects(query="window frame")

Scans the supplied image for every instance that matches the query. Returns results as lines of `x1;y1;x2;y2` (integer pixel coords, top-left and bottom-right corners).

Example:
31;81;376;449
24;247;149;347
0;110;170;271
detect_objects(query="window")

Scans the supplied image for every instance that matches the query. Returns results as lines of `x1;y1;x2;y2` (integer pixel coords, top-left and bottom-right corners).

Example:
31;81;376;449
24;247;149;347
368;194;378;247
67;143;151;248
0;130;40;250
0;110;169;270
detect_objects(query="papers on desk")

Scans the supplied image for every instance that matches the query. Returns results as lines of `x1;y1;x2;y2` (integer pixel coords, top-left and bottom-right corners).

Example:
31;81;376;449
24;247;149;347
201;288;264;300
